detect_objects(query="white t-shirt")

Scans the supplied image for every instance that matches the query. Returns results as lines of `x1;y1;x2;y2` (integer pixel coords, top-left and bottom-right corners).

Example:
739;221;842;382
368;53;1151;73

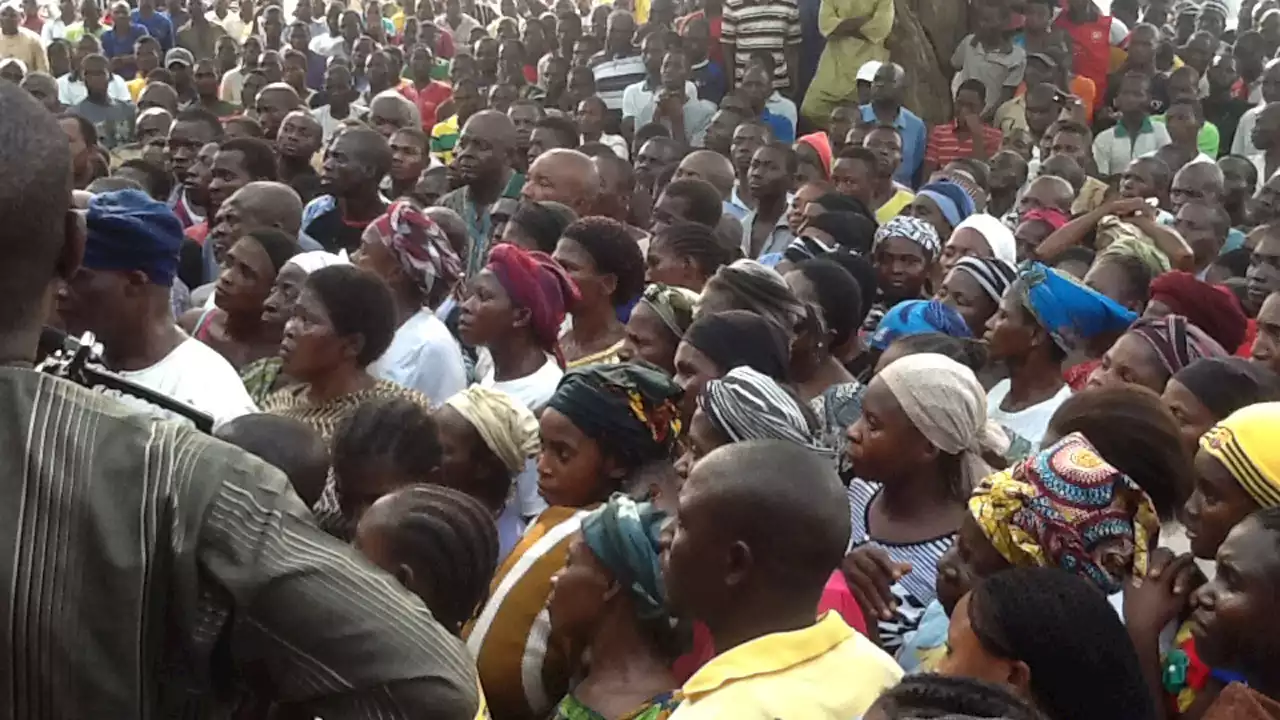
369;308;467;408
57;72;132;105
112;336;258;429
478;352;563;519
986;380;1072;449
312;103;369;145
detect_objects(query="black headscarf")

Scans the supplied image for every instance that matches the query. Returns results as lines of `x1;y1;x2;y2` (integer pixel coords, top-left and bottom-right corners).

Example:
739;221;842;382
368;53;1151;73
683;310;791;381
1173;357;1280;420
546;363;684;466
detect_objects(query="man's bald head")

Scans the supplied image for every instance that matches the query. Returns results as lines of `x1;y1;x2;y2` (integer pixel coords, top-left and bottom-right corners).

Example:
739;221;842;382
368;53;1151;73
522;148;600;215
137;82;179;113
676;149;736;199
461;109;517;147
1171;159;1226;211
227;181;304;234
1020;174;1075;215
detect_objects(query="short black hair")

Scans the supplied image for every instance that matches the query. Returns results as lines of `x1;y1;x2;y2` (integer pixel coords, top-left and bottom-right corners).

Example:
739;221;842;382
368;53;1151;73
305;265;397;366
58;111;98;147
509;200;578;254
634;121;671;147
561;216;646;305
792;258;863;348
215;413;329;507
957;77;987;104
534;115;580;149
173;106;225;140
116;159;172;199
650;221;733;278
219;136;279;181
392;126;430;152
223;115;264;138
836;146;880;175
1094;252;1154;307
659;178;723;228
333;396;442;498
758;140;798;175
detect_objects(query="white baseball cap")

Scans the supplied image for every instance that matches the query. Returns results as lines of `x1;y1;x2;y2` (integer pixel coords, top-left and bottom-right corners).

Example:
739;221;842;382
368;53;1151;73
856;61;883;83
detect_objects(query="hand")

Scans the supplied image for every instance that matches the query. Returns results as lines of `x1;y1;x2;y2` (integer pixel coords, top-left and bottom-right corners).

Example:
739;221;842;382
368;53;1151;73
961;111;984;134
1105;196;1156;220
657;90;684;117
830;16;867;39
1124;548;1205;635
841;546;911;622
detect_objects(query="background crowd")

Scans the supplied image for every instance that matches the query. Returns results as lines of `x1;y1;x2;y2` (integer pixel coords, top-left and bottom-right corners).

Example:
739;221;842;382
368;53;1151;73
6;0;1280;716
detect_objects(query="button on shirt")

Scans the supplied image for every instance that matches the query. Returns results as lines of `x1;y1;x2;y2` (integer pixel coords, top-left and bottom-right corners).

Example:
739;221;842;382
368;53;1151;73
1092;117;1170;177
668;613;902;720
861;104;927;188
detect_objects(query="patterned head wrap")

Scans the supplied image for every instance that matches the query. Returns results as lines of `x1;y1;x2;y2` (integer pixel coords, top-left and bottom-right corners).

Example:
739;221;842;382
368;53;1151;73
581;494;670;621
487;243;581;362
1198;402;1280;509
1149;271;1249;351
639;283;700;338
367;200;462;298
951;256;1017;305
1016;261;1138;353
703;259;810;336
444;386;540;476
547;363;684;466
873;215;942;263
879;353;1006;493
699;366;833;457
970;432;1160;594
1127;314;1228;378
1098;227;1171;276
870;298;972;351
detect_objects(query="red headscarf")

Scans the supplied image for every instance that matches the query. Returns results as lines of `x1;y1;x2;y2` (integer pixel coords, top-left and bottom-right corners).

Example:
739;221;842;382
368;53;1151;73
797;132;833;178
1148;271;1248;352
487;243;581;366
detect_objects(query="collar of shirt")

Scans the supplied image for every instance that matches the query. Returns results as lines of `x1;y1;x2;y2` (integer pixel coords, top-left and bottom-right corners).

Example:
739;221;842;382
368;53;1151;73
860;103;905;129
741;198;795;257
1112;116;1155;138
683;613;854;700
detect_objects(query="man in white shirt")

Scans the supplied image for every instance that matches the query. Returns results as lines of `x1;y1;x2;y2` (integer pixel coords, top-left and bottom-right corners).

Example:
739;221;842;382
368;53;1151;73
1091;73;1169;178
436;0;480;46
42;0;79;45
621;33;702;139
56;188;257;429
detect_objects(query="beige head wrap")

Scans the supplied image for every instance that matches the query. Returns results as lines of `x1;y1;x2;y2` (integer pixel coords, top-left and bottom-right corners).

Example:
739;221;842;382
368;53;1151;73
444;387;540;476
878;353;1008;493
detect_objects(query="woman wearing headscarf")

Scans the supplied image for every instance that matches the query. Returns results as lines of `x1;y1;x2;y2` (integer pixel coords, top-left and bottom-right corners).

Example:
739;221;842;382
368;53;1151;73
437;386;541;558
937;256;1017;336
795;132;833;183
696;260;808;335
673;310;792;418
941;213;1018;273
1162;357;1280;457
466;363;683;720
618;283;700;374
866;216;942;336
240;249;348;403
1014;207;1070;262
1088;314;1229;394
904;181;976;245
842;353;1007;654
547;495;684;720
354;200;468;406
868;299;972;359
1147;270;1249;353
785;211;880;261
181;228;300;370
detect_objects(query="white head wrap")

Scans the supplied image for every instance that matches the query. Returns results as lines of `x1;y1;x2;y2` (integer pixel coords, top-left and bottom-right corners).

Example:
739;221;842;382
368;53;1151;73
287;250;348;274
953;213;1017;267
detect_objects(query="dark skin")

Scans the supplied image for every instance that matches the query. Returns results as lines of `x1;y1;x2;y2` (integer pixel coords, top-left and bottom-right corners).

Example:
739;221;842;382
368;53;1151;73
1087;331;1170;393
745;144;790;258
982;290;1066;413
784;269;855;402
1250;292;1280;373
454;111;516;209
178;236;284;369
553;236;625;364
278;286;375;402
936;266;998;336
457;269;548;382
874;234;931;304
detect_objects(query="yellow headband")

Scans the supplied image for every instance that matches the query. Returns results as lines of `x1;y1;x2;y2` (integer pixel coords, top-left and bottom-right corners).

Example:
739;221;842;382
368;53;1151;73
1199;402;1280;509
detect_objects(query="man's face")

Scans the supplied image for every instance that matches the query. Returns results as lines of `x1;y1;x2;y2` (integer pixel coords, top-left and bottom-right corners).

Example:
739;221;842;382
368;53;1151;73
289;23;310;51
636;140;675;188
641;36;665;74
740;67;771;107
829;106;858;151
1173;203;1224;265
255;89;295;139
261;52;286;84
659;51;687;91
487;83;517;113
454;119;507;185
284;54;307;88
1208;55;1239;92
369;99;408;139
208;149;252;211
863;128;902;176
263;10;284;37
606;14;634;54
110;4;129;28
340;11;360;40
953;88;983;120
1171;169;1221;213
1198;9;1226;37
509;104;541;149
1120;160;1160;199
1117;77;1149;115
521;153;583;207
1166;104;1200;144
1050;130;1088;166
194;62;220;97
323;68;352;101
870;64;900;104
475;39;499;75
167;119;215;184
747;145;789;200
567;67;594;101
1255;107;1280;151
278;110;321;159
1;5;21;32
1251;175;1280;225
830;157;872;204
322;133;371;195
82;60;109;95
575;98;603;134
57;267;134;343
731;124;766;175
351;39;374;73
389;132;426;182
453;82;482;121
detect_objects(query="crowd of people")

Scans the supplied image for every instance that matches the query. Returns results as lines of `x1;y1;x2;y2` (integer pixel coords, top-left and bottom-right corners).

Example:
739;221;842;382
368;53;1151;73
6;0;1280;715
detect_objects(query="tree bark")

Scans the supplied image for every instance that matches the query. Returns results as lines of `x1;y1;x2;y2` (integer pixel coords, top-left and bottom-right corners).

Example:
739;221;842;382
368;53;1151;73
887;0;967;125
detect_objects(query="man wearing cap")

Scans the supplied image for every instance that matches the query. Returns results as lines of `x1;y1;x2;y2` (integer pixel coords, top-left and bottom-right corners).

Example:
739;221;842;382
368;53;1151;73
861;62;927;189
165;47;198;104
0;4;46;73
56;189;258;428
102;1;150;79
855;60;880;105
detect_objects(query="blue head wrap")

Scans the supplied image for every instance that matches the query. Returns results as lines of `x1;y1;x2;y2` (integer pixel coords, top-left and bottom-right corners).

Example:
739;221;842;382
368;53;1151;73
1016;262;1138;352
916;181;976;229
870;298;973;351
580;494;670;621
84;189;184;287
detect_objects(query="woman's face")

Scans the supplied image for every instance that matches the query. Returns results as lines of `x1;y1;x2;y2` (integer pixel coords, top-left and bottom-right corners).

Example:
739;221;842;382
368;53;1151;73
1185;449;1260;560
939;228;993;274
262;262;308;327
937;268;998;336
672;340;722;419
618;301;680;374
353;226;406;289
553;236;610;312
1161;378;1220;460
901;195;953;241
548;535;614;642
982;291;1037;363
433;405;507;513
279;286;357;381
674;404;730;479
874;235;931;303
537;407;612;508
458;269;518;348
214;236;277;316
645;242;701;291
1087;332;1170;393
937;592;1028;693
935;513;1013;615
846;376;930;484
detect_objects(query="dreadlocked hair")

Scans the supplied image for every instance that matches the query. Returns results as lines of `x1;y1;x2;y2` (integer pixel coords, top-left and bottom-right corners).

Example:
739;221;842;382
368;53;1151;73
869;673;1046;720
368;484;499;634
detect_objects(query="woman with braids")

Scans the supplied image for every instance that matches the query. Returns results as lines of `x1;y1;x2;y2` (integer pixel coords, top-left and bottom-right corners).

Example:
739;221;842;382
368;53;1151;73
553;217;647;368
546;495;683;720
436;386;540;558
465;364;683;720
842;353;1006;654
939;567;1159;720
618;283;700;374
865;674;1045;720
673;310;792;419
354;200;468;406
181;227;300;370
460;243;579;522
645;221;735;292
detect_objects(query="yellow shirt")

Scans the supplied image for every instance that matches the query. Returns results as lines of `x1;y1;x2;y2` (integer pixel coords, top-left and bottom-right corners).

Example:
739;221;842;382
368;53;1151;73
669;613;902;720
876;188;915;225
126;76;146;102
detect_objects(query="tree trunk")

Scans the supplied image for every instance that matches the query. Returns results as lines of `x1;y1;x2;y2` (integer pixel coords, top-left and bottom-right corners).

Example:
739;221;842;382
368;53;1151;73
887;0;967;125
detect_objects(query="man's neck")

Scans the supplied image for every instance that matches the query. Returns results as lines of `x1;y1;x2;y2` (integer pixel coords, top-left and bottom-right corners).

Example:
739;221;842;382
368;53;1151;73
330;97;351;115
279;154;313;178
199;93;218;107
87;91;109;104
755;191;785;222
869;177;895;208
103;313;184;372
1004;351;1065;407
989;187;1016;216
1119;113;1146;133
708;605;820;657
339;191;386;222
469;169;507;205
391;177;415;199
871;99;898;118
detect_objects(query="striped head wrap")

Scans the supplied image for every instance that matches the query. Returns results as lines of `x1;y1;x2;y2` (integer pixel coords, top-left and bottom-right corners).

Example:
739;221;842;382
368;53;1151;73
444;386;540;476
917;181;976;230
951;256;1017;305
580;494;670;622
367;199;462;298
1127;314;1228;378
698;366;833;457
1198;402;1280;509
873;215;941;263
970;432;1160;594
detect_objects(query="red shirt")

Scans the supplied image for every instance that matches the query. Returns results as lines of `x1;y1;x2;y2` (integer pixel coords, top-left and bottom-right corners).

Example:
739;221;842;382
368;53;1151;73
925;121;1003;167
413;79;453;129
22;14;43;33
1056;12;1113;104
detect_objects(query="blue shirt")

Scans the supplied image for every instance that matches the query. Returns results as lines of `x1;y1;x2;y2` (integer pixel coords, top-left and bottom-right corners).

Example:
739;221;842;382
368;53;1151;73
762;108;796;143
100;24;151;78
861;104;928;189
691;59;727;105
131;9;173;50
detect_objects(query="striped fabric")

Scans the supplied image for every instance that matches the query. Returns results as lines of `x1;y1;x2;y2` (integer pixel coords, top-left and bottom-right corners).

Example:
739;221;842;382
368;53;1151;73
592;55;647;111
720;0;801;89
924;121;1004;168
465;506;591;720
0;367;478;718
846;478;953;655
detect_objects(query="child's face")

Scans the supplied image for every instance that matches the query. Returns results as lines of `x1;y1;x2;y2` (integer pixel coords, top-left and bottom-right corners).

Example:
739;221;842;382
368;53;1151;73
1025;2;1051;31
1117;79;1149;114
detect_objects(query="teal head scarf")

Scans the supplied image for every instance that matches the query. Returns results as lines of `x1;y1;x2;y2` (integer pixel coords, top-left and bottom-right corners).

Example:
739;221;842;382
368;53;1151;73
580;493;670;621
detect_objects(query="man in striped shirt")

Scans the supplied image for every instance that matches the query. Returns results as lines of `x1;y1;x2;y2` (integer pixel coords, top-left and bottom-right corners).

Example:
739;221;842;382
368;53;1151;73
720;0;800;97
0;81;480;719
590;9;644;113
923;79;1004;180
